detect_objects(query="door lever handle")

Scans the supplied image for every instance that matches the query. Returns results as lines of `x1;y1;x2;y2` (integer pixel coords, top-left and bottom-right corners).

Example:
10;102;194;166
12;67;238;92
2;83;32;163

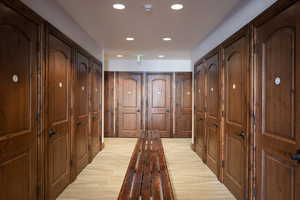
137;109;140;112
237;131;246;139
48;130;56;137
289;150;300;164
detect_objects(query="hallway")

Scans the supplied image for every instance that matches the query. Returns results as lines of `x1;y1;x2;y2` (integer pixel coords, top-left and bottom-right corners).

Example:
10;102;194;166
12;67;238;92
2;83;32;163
58;139;235;200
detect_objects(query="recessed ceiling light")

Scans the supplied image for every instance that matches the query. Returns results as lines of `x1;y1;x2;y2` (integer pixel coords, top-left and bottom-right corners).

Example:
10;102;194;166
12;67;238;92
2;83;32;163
171;4;183;10
116;54;124;58
158;55;165;58
113;3;126;10
126;37;135;41
162;37;172;41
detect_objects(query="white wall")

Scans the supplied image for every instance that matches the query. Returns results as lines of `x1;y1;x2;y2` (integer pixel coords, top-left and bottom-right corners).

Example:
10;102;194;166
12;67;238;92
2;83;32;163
191;0;278;64
20;0;103;60
106;59;192;72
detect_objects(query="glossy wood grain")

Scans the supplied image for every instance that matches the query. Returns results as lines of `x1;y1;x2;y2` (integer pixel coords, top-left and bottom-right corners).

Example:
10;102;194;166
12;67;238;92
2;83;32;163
175;72;192;138
147;74;172;138
118;73;143;138
104;72;115;137
254;2;300;199
0;2;40;199
45;27;72;200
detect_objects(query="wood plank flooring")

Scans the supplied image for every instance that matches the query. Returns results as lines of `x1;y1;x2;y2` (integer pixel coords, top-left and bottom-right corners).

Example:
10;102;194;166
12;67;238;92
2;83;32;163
58;138;235;200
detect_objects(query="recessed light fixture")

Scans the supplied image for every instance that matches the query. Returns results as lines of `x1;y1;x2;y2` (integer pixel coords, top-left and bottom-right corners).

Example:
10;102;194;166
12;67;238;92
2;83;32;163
171;4;183;10
158;55;165;58
162;37;172;41
116;54;124;58
113;3;126;10
126;37;135;41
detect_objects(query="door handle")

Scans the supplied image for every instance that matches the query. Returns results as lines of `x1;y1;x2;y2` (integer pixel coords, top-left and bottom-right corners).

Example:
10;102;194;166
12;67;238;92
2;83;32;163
48;130;56;137
237;131;246;139
137;109;140;112
76;122;81;126
166;109;170;113
92;116;97;120
289;150;300;164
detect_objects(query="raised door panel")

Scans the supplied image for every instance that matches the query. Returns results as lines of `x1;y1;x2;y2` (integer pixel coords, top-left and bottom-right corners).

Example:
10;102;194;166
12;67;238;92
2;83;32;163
223;32;249;200
118;73;142;137
255;2;300;200
75;52;90;174
195;114;206;160
205;53;220;177
0;3;38;200
104;72;114;137
46;32;72;199
147;74;172;138
175;72;192;138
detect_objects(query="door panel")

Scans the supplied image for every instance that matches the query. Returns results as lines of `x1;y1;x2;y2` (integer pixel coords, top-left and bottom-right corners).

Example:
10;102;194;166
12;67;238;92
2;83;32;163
147;74;172;137
46;32;72;199
118;73;142;137
194;63;207;160
104;72;114;137
90;62;102;159
75;52;90;174
255;2;300;200
205;53;220;177
0;3;38;200
175;72;192;138
223;31;249;200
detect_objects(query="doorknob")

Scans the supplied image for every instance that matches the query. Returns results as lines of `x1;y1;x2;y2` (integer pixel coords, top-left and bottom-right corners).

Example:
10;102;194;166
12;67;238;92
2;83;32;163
290;150;300;164
166;109;170;113
48;130;56;137
137;109;140;112
76;122;81;126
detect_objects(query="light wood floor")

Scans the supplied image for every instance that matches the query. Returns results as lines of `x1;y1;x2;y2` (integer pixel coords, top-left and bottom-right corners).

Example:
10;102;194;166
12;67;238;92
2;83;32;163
58;138;235;200
162;139;235;200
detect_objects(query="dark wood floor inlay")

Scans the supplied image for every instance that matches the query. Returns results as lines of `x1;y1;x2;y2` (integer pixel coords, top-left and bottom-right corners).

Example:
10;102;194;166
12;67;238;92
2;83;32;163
118;131;175;200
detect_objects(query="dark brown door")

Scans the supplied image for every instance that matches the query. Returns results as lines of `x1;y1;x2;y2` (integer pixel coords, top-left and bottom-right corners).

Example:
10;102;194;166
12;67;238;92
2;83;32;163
147;73;172;137
90;62;102;159
118;73;142;137
45;30;72;199
254;2;300;200
223;29;249;200
175;72;192;138
194;63;207;161
74;52;90;174
205;53;220;176
0;3;39;199
104;72;114;137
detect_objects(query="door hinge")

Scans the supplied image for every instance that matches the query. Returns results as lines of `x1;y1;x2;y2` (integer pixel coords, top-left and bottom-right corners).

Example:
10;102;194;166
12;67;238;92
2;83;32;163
35;112;41;121
252;188;257;198
36;41;40;52
36;184;41;196
221;160;225;168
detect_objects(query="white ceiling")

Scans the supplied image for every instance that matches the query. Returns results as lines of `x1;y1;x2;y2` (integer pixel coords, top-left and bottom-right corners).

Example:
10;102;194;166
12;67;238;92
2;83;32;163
56;0;243;60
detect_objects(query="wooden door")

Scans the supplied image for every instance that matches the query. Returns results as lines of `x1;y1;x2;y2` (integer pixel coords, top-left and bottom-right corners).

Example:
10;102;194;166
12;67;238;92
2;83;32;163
254;2;300;200
74;52;90;174
205;53;220;176
104;72;114;137
194;63;207;161
0;3;39;199
147;74;172;137
45;30;72;199
175;72;192;138
118;73;142;137
90;62;102;159
223;29;249;200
